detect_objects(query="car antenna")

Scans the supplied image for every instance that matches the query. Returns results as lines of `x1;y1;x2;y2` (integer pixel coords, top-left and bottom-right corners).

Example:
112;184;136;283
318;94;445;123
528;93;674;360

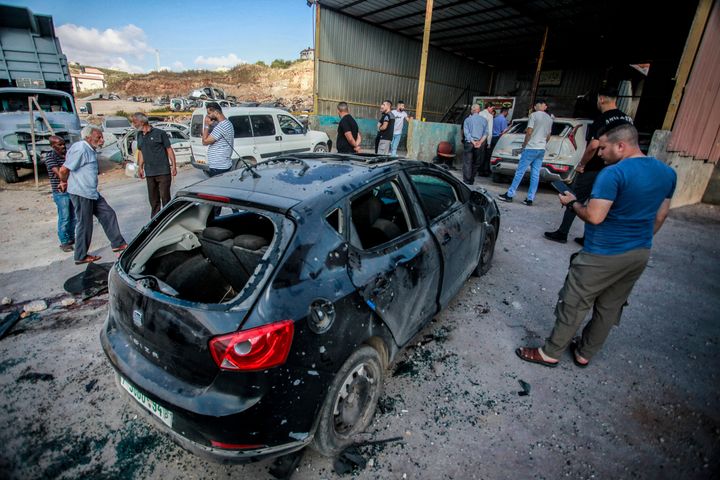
219;134;260;178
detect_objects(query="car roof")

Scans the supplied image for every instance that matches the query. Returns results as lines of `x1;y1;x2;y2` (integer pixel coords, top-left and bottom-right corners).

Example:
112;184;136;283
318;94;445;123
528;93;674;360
178;154;430;213
190;106;293;117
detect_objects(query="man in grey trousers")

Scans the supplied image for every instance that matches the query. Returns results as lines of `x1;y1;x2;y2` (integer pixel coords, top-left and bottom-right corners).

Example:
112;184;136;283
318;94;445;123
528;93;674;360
59;125;127;264
515;124;676;368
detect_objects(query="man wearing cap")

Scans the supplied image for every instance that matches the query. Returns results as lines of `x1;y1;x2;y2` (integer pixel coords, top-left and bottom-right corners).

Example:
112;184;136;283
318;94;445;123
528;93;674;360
544;87;633;245
202;102;235;177
499;99;553;206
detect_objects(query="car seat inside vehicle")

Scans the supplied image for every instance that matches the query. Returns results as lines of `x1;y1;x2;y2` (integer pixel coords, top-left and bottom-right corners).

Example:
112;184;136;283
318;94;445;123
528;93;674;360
126;202;275;303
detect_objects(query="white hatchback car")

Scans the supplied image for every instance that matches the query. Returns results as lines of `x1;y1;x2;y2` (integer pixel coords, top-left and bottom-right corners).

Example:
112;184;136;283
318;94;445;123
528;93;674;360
189;107;330;171
490;117;592;184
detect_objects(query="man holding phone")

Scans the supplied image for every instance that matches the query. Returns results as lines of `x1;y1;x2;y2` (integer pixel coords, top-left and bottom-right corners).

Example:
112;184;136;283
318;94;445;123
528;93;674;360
202;102;234;177
516;124;676;368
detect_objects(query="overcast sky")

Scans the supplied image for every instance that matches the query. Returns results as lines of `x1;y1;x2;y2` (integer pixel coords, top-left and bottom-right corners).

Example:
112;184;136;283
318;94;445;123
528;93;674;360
7;0;315;73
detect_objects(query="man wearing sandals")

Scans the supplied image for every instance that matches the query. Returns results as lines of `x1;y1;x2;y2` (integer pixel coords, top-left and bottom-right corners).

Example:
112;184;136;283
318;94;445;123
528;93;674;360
59;125;127;264
516;124;675;368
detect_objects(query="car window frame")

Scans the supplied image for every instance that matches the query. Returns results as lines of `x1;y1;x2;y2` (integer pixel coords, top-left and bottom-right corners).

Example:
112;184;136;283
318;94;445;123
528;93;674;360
228;114;253;139
347;175;419;252
404;168;467;224
249;114;277;137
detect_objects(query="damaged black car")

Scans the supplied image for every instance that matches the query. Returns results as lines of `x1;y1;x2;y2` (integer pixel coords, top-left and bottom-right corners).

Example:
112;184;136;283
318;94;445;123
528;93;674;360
100;153;499;462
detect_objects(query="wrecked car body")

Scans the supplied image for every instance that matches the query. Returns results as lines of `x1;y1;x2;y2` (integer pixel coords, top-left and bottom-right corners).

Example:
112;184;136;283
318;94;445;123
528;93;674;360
101;153;500;462
99;127;193;174
0;87;81;183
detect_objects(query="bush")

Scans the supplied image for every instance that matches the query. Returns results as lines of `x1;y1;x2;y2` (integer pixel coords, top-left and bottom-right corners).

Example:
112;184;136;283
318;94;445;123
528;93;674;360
255;60;267;67
113;110;130;118
270;59;294;69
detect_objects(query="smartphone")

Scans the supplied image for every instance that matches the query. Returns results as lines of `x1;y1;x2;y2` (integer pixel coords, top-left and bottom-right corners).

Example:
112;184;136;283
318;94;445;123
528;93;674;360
551;180;573;195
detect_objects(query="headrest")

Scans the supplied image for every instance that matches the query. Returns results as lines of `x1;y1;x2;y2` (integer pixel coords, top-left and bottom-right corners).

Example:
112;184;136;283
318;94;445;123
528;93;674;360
234;234;270;250
202;227;234;242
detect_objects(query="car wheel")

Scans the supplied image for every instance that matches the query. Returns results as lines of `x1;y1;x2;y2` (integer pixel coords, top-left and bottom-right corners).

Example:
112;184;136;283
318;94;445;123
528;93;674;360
311;345;384;457
473;223;497;277
491;172;506;184
0;164;19;183
313;143;328;153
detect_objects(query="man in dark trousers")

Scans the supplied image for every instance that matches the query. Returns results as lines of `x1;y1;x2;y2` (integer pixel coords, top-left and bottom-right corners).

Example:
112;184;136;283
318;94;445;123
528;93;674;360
132;113;177;218
59;125;126;264
544;87;633;244
376;100;394;155
45;136;75;252
461;104;488;185
516;124;676;368
336;102;362;154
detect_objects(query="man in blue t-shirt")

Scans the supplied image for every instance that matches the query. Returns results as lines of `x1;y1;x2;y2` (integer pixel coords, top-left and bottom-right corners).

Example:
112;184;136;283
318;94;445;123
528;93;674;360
516;124;676;368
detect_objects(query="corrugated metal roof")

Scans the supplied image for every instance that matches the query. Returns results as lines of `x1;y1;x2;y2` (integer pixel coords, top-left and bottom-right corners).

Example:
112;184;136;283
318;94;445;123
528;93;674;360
319;0;698;67
668;0;720;163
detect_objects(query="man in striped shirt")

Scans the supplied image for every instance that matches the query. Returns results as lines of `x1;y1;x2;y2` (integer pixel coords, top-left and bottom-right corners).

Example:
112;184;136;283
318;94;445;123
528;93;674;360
45;136;75;252
202;102;235;176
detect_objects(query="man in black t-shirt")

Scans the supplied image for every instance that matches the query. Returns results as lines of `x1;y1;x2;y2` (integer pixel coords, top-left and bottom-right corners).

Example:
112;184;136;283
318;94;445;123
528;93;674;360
336;102;362;154
132;112;177;218
376;100;395;155
544;87;633;244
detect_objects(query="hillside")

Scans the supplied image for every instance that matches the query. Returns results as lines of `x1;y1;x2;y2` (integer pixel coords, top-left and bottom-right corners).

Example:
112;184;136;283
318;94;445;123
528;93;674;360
95;61;314;110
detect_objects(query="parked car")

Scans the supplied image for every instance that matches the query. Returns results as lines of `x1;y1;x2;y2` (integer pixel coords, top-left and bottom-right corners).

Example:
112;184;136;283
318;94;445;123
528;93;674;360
189;107;331;172
490;117;592;184
152;121;190;135
99;127;192;173
102;116;132;136
101;153;500;462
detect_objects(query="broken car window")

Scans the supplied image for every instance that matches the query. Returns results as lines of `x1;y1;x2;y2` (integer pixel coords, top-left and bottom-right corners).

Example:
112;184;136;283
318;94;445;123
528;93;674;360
410;174;459;221
350;179;411;250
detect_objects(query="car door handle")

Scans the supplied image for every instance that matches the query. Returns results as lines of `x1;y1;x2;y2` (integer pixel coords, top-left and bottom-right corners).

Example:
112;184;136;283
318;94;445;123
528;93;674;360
441;233;452;246
275;136;282;141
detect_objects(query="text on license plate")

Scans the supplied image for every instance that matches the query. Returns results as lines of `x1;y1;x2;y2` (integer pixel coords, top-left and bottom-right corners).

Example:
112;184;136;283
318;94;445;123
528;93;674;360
120;376;173;427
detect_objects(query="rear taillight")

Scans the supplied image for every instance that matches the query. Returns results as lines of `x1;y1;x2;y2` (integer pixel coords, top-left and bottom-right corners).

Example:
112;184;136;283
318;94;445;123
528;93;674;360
209;320;294;371
491;156;501;165
545;163;571;172
197;193;230;203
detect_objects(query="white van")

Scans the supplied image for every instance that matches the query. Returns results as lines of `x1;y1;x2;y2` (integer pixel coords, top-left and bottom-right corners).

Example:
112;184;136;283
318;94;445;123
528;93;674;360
189;107;331;171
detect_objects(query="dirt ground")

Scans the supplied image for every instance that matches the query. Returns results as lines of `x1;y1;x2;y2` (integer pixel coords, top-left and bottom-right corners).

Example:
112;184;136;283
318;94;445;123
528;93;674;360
0;163;718;479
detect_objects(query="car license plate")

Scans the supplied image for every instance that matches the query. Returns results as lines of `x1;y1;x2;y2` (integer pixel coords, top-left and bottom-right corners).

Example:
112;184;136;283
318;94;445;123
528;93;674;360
512;148;523;156
120;376;173;427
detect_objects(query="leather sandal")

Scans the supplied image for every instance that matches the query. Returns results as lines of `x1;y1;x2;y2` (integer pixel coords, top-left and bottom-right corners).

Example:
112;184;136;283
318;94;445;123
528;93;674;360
515;347;559;368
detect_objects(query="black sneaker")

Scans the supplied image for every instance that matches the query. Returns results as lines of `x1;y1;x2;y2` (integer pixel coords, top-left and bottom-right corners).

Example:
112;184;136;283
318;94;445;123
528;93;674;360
522;199;533;206
544;230;567;244
59;243;74;252
574;237;585;246
498;193;513;202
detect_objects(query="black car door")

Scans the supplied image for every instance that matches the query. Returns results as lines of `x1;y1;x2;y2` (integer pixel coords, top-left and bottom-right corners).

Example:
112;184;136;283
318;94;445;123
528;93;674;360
346;175;442;346
406;169;482;309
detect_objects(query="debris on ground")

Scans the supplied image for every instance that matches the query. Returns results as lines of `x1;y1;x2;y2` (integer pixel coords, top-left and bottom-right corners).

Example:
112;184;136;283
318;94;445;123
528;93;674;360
2;296;12;305
61;297;76;307
333;437;404;475
23;299;48;313
518;379;531;396
0;310;21;339
268;448;305;480
85;379;98;393
17;372;55;382
63;262;113;299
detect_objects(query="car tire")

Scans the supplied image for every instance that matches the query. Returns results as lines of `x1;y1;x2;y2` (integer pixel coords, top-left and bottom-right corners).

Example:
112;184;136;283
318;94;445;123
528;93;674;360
473;223;496;277
311;345;384;457
491;172;506;184
0;164;19;183
313;143;328;153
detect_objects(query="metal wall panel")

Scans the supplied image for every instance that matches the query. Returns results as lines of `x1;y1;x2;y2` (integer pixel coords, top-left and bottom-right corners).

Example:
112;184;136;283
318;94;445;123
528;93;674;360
669;0;720;163
318;8;491;121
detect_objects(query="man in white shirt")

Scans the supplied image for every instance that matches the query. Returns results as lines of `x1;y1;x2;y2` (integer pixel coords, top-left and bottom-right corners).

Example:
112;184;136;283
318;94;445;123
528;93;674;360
390;100;411;156
202;102;235;177
499;99;553;205
478;102;495;176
